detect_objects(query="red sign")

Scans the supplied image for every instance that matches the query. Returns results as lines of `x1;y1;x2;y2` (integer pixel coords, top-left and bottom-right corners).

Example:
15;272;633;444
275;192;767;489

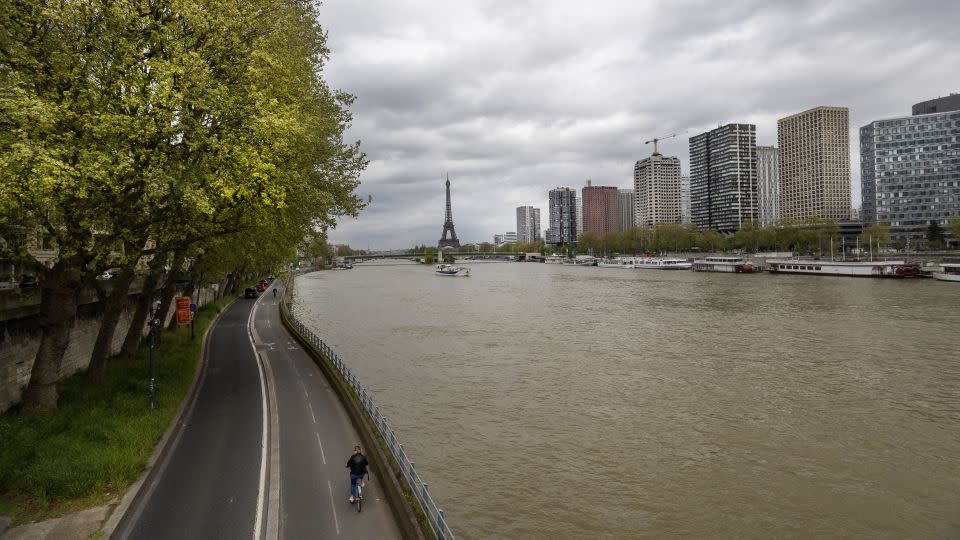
175;296;192;324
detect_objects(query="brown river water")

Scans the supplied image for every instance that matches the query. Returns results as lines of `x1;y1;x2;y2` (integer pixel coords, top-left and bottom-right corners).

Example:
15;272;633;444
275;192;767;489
292;261;960;539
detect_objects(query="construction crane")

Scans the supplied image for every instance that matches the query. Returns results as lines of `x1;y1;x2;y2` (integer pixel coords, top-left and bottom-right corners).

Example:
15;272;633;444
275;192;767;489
644;132;682;155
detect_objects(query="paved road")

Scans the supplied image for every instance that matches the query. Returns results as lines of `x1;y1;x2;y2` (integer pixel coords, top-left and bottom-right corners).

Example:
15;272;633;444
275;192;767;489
252;285;401;539
117;297;263;539
116;286;402;539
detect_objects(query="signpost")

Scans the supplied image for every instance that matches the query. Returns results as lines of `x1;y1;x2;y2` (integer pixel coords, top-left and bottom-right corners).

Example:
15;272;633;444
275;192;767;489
175;296;191;324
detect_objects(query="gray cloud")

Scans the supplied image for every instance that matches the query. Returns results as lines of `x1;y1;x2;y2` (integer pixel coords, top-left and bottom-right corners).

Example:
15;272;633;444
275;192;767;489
319;0;960;249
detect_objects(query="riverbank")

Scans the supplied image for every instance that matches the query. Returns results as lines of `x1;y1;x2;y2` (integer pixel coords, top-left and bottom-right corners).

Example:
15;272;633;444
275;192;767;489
0;296;233;528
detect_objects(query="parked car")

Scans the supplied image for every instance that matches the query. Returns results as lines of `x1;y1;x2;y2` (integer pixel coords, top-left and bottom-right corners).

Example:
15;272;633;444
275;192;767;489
19;275;38;288
244;287;259;299
0;278;15;289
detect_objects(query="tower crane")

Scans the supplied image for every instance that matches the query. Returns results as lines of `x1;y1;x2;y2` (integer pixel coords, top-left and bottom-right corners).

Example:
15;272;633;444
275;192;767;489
644;132;684;155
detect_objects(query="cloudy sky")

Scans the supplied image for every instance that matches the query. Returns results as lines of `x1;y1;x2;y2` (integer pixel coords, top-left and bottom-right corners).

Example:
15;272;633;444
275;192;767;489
318;0;960;250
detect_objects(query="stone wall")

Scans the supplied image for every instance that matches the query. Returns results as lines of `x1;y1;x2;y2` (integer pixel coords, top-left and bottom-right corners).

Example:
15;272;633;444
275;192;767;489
0;284;220;412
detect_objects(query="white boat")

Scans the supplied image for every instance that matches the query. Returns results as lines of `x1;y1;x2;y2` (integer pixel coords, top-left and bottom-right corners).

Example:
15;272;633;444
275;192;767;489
931;263;960;282
543;255;566;264
435;264;470;276
597;256;641;268
692;256;757;273
766;259;920;278
635;257;692;270
572;255;598;266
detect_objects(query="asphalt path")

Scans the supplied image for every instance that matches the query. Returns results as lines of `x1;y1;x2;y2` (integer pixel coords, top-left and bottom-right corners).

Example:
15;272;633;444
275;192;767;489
117;296;263;539
252;284;401;539
115;285;402;539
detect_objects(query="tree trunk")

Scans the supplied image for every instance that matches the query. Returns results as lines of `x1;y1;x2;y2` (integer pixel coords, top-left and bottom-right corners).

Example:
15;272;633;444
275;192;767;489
120;253;167;358
23;256;85;409
88;266;136;375
153;250;185;345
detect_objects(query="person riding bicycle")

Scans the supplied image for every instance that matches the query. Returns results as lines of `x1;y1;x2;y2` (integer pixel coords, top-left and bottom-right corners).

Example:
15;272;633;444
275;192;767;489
346;445;369;503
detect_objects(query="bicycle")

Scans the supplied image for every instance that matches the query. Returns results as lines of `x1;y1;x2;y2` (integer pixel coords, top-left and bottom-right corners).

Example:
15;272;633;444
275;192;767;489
352;474;369;512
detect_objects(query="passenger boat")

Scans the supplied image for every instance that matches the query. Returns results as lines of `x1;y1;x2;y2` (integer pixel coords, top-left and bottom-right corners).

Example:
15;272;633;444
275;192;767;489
571;255;599;266
435;264;470;276
543;255;566;264
634;257;692;270
766;259;920;278
597;257;640;268
692;256;757;273
931;263;960;282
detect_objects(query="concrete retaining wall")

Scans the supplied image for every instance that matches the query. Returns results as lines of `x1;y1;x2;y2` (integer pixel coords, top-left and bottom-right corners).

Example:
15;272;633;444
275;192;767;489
0;284;219;412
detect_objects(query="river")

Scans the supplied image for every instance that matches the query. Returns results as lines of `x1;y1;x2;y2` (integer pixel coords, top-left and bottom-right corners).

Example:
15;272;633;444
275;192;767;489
292;261;960;539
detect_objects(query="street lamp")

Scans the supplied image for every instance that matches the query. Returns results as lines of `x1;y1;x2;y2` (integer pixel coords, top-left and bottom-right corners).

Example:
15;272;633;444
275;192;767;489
148;300;161;409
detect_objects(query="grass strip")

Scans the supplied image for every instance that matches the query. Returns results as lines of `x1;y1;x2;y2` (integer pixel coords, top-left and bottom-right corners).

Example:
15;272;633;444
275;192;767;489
0;295;234;526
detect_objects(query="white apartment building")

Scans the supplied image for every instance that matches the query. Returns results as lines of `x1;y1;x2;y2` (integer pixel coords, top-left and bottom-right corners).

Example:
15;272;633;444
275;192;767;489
634;154;682;227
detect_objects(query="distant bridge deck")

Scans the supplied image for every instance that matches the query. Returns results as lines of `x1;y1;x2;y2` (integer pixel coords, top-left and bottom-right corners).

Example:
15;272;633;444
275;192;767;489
345;252;521;263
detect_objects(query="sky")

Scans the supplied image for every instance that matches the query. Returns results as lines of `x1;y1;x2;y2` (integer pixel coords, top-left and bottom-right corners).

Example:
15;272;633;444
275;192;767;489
317;0;960;250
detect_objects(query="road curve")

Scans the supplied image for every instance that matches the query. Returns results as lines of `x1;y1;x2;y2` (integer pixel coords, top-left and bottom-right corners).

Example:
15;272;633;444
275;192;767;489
252;284;402;539
116;297;264;539
115;284;403;539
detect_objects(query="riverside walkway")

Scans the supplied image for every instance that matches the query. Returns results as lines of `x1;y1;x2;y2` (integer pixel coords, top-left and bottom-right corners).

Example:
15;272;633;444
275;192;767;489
113;284;401;539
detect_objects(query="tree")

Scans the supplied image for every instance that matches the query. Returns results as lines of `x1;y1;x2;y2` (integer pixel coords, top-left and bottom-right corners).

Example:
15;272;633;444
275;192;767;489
860;222;891;248
948;217;960;248
927;221;945;249
1;0;366;407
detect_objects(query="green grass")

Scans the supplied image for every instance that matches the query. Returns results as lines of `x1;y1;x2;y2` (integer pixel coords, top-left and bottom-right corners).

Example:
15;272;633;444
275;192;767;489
0;296;235;526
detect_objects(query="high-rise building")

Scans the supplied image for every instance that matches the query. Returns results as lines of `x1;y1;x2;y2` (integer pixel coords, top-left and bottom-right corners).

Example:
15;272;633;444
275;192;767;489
756;146;780;226
582;181;619;236
516;206;541;244
679;175;691;225
618;189;635;231
575;195;584;237
777;106;851;221
860;105;960;243
548;187;578;245
688;123;758;233
911;93;960;116
634;154;682;227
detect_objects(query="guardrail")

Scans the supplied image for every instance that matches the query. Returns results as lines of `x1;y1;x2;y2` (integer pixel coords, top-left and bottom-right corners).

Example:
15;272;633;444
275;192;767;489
281;301;456;540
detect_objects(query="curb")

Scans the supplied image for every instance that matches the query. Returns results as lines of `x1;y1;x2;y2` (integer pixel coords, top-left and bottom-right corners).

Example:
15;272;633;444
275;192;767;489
279;302;428;540
101;297;236;538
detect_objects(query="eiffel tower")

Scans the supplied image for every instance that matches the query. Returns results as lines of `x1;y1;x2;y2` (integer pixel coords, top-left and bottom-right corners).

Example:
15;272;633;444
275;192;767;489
438;174;461;249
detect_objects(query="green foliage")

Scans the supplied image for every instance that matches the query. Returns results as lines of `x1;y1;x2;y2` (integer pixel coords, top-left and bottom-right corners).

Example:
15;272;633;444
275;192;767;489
567;219;843;256
0;0;366;283
927;221;944;247
0;297;233;524
948;216;960;241
860;222;891;247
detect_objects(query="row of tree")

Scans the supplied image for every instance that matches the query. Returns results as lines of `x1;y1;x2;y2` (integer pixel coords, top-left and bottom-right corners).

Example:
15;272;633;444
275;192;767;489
0;0;366;408
412;217;960;259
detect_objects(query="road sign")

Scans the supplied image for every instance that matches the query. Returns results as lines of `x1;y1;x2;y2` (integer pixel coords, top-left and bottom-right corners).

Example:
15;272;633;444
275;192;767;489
189;303;197;312
175;296;191;324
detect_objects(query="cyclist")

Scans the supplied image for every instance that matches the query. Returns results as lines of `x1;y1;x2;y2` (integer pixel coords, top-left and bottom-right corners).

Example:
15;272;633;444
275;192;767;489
346;445;369;503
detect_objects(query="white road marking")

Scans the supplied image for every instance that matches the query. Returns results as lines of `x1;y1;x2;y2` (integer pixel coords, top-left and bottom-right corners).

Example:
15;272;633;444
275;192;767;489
316;432;327;464
327;481;341;535
299;379;308;398
308;401;317;424
249;329;268;540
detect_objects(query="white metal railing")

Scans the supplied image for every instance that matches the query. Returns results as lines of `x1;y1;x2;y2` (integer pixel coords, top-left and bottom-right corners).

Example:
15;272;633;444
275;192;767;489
281;301;455;540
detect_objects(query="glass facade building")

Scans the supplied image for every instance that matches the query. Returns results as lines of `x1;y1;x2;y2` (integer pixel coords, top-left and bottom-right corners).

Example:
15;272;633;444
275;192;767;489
548;187;578;245
756;146;780;226
860;110;960;243
689;123;758;233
